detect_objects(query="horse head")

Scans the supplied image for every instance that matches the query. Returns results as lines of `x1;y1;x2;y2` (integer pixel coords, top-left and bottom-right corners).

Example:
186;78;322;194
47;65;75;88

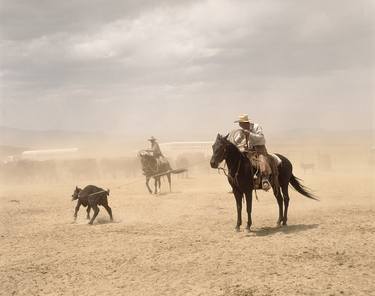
210;133;230;168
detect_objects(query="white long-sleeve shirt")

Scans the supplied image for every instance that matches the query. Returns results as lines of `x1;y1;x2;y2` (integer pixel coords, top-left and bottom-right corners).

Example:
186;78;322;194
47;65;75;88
229;123;266;151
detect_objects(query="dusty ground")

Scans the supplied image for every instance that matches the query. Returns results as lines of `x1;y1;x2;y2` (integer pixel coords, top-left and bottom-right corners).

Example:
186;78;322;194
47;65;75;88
0;169;374;296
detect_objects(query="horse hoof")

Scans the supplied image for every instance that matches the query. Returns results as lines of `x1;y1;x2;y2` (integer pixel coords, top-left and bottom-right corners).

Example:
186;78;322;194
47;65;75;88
246;227;251;233
235;227;241;232
88;222;93;225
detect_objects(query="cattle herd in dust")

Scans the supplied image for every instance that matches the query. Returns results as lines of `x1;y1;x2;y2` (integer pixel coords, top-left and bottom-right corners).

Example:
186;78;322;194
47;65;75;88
0;152;210;184
0;157;140;183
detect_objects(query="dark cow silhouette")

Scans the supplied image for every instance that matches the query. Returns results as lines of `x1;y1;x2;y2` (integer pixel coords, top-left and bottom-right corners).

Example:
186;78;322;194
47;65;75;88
71;185;113;225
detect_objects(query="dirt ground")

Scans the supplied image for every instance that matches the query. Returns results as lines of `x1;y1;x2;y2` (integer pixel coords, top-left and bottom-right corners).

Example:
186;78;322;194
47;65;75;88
1;168;374;296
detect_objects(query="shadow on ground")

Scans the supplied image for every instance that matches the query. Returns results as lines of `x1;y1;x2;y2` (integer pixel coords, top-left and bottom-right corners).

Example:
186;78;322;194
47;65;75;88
249;224;319;237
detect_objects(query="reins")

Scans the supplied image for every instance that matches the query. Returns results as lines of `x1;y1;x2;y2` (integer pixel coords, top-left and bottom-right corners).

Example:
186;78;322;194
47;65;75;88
218;159;241;188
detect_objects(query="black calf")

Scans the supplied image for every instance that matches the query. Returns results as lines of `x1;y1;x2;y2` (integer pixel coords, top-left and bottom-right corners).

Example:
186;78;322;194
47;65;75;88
71;185;113;225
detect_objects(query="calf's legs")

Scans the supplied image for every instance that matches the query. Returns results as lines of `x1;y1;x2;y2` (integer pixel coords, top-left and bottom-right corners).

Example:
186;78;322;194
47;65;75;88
102;199;113;221
86;206;91;219
88;205;100;225
74;201;81;221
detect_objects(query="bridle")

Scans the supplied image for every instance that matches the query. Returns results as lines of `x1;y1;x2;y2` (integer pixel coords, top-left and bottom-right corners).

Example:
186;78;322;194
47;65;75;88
216;141;241;187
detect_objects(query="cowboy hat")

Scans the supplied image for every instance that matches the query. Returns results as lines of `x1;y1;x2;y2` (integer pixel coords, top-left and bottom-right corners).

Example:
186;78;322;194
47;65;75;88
148;136;157;141
234;114;251;123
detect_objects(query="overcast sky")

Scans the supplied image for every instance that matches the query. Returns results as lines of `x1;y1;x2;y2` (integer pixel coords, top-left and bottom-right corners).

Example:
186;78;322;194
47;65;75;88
0;0;374;139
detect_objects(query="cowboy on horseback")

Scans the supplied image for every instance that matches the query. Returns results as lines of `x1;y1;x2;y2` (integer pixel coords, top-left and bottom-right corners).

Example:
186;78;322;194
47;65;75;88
140;136;186;194
145;136;164;170
232;114;273;191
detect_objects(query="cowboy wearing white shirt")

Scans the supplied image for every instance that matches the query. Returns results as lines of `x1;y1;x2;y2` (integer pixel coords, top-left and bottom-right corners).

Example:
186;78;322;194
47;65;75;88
232;114;272;191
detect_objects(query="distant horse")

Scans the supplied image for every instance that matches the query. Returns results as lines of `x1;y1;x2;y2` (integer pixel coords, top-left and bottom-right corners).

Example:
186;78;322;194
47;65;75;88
210;134;317;231
71;185;113;225
138;151;186;194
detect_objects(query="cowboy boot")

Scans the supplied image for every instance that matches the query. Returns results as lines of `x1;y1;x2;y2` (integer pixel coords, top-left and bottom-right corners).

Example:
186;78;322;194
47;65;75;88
261;176;271;191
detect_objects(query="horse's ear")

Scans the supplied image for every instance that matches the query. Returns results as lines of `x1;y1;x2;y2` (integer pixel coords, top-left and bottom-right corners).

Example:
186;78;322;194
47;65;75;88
224;134;229;140
216;133;221;139
75;185;78;189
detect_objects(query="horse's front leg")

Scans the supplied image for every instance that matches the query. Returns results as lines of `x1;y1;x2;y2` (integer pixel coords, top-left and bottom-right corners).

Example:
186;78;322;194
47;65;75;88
146;176;152;194
245;191;253;232
234;190;243;231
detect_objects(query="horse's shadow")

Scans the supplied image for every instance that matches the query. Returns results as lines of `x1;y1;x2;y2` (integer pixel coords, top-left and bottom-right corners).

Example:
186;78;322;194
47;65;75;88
249;223;319;237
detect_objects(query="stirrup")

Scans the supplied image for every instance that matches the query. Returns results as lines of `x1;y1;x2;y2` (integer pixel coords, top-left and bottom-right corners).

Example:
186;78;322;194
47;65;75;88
262;179;271;191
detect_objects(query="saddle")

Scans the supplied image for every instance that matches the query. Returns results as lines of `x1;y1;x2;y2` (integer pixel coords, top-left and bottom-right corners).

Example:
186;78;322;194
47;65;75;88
246;151;280;191
247;152;262;189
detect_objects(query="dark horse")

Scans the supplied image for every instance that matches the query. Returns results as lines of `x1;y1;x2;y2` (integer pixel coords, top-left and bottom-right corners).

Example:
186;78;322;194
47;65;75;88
139;152;186;194
210;134;317;231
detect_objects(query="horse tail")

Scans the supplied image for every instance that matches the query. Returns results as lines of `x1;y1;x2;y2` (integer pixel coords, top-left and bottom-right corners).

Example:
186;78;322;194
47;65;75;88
289;175;318;201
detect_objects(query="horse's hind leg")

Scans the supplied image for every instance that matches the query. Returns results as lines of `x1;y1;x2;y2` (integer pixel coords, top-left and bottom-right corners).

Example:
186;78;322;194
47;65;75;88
273;186;284;227
154;177;158;194
146;176;152;194
281;184;290;226
167;173;171;192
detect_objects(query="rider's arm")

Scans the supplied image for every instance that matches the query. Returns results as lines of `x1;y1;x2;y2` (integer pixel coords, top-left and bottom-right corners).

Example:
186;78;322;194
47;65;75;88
248;124;266;146
233;130;248;152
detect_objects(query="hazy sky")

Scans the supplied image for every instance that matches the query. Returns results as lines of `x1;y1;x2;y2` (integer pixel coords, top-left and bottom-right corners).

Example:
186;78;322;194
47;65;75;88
0;0;374;139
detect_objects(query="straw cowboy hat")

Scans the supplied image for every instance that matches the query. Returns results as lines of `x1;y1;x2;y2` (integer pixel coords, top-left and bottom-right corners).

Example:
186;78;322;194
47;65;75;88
148;136;157;141
234;114;251;123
